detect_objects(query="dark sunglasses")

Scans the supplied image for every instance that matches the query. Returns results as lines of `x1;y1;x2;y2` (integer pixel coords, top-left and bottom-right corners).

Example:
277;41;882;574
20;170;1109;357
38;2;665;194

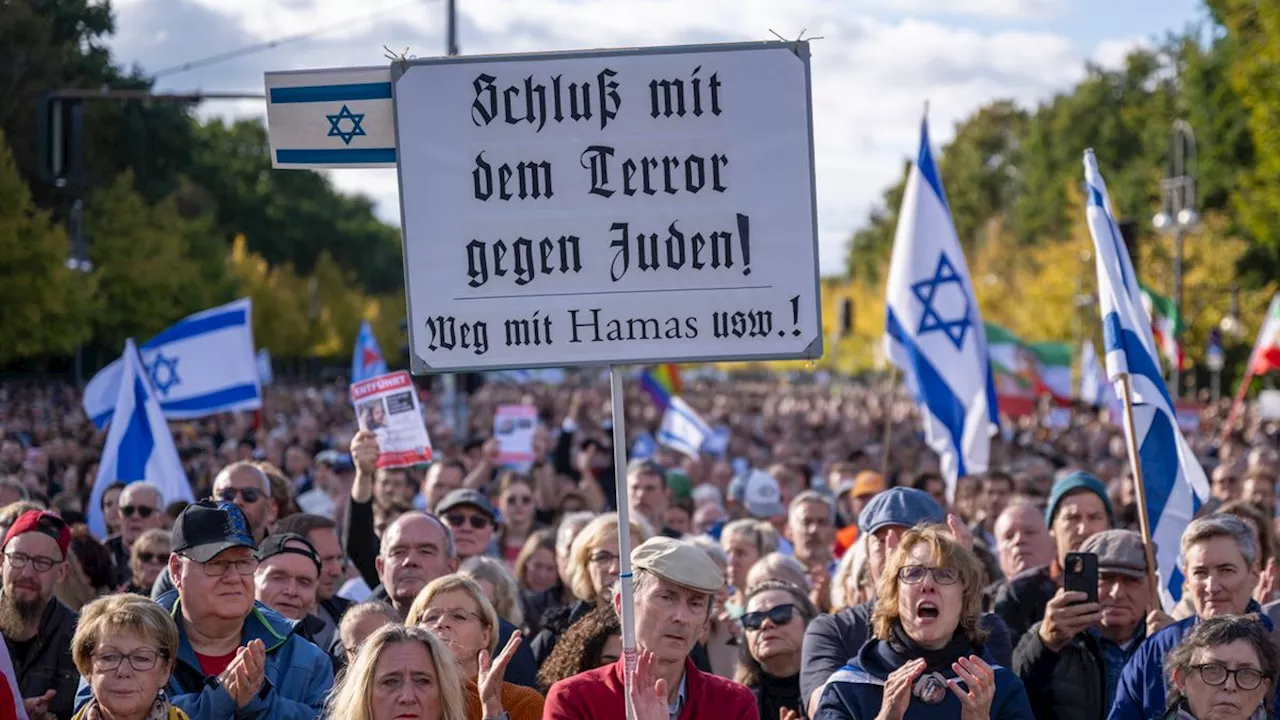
120;505;156;519
740;603;798;631
217;487;262;503
136;551;165;563
445;514;491;530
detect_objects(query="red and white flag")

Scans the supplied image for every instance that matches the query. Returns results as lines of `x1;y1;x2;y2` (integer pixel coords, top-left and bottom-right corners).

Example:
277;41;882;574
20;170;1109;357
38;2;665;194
1248;293;1280;376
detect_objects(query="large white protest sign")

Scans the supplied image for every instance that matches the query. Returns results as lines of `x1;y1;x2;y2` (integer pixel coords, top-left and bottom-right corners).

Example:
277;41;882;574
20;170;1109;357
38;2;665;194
391;41;822;372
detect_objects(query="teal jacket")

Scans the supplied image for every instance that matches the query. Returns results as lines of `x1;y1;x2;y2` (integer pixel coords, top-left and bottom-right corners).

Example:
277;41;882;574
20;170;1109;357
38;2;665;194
76;591;333;720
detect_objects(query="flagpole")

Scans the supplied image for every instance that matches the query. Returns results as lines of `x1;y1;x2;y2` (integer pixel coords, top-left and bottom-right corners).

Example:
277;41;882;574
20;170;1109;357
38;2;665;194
1116;373;1163;608
1220;362;1256;447
608;364;638;719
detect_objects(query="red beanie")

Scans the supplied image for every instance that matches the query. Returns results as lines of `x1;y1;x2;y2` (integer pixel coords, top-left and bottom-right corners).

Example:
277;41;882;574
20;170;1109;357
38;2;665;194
2;511;71;558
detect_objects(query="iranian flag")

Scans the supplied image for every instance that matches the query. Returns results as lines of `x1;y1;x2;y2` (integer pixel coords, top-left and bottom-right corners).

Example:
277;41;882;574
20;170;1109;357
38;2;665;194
1140;284;1189;371
985;323;1073;402
1249;293;1280;375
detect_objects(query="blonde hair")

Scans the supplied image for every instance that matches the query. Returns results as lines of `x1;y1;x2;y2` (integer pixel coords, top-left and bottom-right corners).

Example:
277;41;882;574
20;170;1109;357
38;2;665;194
566;513;650;602
72;594;179;676
338;601;400;655
459;556;524;628
720;519;780;556
745;552;808;591
513;528;557;589
405;574;500;653
870;526;988;646
325;624;467;720
830;543;863;613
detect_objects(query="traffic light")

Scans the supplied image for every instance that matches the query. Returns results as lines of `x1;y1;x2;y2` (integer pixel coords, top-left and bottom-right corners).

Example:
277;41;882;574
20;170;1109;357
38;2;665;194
36;94;86;189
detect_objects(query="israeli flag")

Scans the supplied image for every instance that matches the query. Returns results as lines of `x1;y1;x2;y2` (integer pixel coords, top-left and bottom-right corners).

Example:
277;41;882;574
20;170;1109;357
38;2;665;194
265;66;396;169
352;320;388;383
1084;149;1210;610
256;348;274;386
883;118;999;495
87;339;195;538
657;396;712;459
83;299;261;429
1079;339;1104;405
630;432;657;460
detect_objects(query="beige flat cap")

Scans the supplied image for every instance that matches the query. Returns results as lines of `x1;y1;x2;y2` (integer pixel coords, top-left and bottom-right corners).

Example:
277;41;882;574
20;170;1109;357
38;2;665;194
631;536;725;594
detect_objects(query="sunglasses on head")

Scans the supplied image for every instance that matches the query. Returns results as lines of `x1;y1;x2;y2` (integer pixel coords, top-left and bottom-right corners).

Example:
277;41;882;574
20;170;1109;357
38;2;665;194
445;514;491;530
740;603;798;631
120;505;156;519
217;487;262;503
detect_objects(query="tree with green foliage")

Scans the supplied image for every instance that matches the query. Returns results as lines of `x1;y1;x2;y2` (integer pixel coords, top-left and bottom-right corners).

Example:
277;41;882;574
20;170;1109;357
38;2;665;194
0;131;94;362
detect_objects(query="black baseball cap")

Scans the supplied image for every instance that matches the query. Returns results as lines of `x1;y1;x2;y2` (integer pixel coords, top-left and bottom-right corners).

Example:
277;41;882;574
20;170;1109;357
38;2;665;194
257;533;321;574
172;500;257;562
435;488;497;521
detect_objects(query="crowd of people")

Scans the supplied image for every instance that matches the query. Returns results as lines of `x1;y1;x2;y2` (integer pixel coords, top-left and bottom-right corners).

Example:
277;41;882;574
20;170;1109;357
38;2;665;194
0;373;1277;720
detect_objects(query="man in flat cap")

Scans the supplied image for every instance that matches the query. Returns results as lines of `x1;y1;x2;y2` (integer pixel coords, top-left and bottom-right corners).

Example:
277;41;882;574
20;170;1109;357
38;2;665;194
544;536;758;720
1012;529;1159;720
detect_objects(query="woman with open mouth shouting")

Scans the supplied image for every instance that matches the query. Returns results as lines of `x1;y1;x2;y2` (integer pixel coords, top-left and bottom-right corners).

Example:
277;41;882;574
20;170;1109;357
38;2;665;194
811;525;1034;720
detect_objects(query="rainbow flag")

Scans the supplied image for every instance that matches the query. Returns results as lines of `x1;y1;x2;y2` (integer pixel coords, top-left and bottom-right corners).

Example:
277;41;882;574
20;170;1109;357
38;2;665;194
640;364;683;409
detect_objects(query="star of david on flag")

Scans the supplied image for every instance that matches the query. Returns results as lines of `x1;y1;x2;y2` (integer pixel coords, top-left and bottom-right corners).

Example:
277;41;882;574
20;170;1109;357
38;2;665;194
883;116;999;496
327;104;367;145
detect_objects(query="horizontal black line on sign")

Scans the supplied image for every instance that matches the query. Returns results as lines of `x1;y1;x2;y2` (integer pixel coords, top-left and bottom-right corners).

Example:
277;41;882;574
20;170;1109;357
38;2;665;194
453;285;774;301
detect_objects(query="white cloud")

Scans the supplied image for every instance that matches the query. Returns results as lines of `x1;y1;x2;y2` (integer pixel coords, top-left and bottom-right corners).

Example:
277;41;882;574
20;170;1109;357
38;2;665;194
109;0;1114;275
866;0;1068;20
1094;36;1152;70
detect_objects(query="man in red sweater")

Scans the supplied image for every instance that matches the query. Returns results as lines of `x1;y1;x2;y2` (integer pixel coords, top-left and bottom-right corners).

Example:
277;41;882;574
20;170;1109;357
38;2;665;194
543;536;759;720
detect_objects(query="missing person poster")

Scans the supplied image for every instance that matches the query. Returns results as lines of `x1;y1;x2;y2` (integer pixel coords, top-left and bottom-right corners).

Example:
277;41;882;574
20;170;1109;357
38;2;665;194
351;371;433;468
494;404;538;468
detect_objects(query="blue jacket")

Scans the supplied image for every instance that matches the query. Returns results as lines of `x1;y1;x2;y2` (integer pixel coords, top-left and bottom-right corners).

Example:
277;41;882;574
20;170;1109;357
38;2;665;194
1108;601;1276;720
813;637;1034;720
76;591;334;720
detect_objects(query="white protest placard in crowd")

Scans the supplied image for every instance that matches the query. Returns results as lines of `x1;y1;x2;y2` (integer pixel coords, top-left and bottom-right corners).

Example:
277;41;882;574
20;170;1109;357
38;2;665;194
391;41;822;372
351;371;434;468
494;404;538;468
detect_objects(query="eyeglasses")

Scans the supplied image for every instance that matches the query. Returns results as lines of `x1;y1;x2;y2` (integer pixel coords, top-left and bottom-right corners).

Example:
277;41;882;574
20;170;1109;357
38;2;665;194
93;648;165;672
897;565;961;586
217;487;262;503
741;603;798;631
420;608;486;627
4;551;61;573
1191;663;1269;691
588;550;621;566
136;551;167;564
445;514;491;530
120;505;157;519
186;555;259;577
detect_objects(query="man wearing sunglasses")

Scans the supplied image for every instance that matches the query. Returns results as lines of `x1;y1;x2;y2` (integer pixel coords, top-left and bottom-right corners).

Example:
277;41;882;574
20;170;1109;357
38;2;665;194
0;510;78;720
83;500;334;720
436;488;499;561
104;481;165;586
212;462;277;543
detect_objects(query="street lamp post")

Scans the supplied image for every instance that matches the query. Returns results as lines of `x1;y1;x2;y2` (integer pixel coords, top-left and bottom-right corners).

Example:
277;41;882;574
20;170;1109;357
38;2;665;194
1152;120;1198;398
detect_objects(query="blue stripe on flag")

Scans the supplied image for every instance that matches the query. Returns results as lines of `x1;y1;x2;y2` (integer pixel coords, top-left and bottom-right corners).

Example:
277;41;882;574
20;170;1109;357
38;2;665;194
275;148;397;164
269;82;392;104
886;308;969;477
159;384;260;412
1167;566;1185;601
917;122;951;213
1105;317;1175;410
1138;410;1180;526
117;377;156;481
144;308;247;348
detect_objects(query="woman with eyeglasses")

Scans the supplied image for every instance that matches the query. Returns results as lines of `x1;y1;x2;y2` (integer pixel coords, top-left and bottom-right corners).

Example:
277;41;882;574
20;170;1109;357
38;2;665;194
814;525;1033;720
406;574;544;720
71;594;189;720
1162;614;1278;720
325;624;468;720
736;580;817;720
529;513;649;664
496;472;542;567
128;528;172;596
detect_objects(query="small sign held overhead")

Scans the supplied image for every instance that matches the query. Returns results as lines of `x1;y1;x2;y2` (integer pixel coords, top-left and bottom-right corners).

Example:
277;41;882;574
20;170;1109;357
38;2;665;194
265;66;397;168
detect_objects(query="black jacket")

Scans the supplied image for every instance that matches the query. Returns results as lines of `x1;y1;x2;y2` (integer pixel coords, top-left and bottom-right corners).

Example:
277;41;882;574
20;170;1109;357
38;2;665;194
7;597;80;720
1013;620;1107;720
990;565;1059;648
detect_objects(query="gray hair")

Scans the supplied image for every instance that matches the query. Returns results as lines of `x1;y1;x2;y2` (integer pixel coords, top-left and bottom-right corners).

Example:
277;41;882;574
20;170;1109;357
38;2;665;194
378;511;457;560
789;490;836;524
1180;513;1258;570
556;511;596;558
120;481;165;506
612;567;714;620
213;461;270;494
686;535;728;571
1164;614;1279;711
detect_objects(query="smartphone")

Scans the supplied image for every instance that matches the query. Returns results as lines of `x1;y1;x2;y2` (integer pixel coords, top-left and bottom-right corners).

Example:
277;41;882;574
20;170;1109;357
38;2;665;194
1063;552;1099;604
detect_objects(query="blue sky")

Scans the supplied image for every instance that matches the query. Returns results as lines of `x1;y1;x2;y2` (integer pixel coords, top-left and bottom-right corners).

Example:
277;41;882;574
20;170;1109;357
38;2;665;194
108;0;1208;274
